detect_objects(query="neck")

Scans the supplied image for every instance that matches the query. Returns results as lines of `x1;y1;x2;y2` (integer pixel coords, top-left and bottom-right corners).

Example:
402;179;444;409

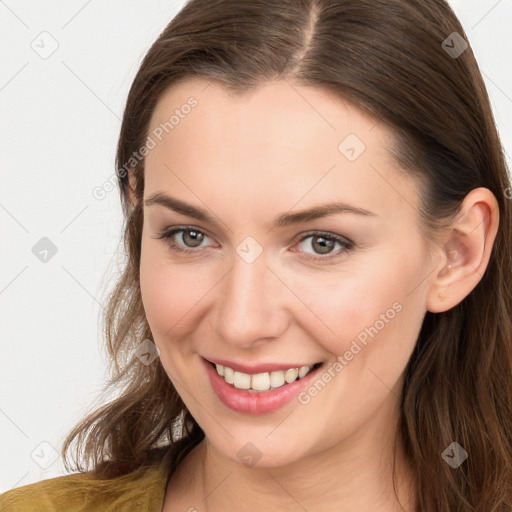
171;406;417;511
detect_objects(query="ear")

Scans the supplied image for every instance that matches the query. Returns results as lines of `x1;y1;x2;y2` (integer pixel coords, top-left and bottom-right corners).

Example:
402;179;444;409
426;187;500;313
126;169;138;209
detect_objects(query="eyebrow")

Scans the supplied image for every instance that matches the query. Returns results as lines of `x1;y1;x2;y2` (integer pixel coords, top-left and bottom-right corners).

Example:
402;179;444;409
144;192;377;228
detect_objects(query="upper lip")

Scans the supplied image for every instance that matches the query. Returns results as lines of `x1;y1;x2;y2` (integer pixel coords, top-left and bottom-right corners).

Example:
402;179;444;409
204;357;322;374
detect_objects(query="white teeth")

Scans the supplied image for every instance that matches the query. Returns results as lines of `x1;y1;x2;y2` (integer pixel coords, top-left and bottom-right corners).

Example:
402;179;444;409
223;366;235;384
269;370;285;388
284;368;299;383
251;372;271;391
233;371;251;389
213;363;316;392
298;365;310;378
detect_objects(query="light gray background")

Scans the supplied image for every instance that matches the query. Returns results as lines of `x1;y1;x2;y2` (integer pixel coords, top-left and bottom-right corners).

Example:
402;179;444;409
1;0;511;492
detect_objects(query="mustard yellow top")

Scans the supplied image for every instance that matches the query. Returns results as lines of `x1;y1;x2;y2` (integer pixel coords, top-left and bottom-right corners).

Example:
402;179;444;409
0;462;171;512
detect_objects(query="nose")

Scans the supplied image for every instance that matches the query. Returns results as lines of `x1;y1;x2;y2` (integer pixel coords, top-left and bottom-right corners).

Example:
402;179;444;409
213;248;290;349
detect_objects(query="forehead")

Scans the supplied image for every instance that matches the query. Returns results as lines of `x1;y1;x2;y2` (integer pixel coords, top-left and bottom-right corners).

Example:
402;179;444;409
149;78;380;153
144;78;420;223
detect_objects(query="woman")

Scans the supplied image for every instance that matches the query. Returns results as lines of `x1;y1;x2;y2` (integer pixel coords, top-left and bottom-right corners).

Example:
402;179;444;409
2;0;511;510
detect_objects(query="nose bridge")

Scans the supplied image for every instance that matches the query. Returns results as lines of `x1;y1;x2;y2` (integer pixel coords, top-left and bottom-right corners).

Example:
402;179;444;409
215;248;286;347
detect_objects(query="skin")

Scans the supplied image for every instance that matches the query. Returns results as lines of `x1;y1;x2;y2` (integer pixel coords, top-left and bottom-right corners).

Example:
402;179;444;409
128;78;499;511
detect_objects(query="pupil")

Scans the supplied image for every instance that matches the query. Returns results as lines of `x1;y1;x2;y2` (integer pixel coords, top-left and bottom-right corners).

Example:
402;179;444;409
313;236;333;254
183;230;203;247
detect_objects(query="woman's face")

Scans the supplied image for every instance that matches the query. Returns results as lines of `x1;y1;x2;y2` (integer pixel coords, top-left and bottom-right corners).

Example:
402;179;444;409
139;78;435;467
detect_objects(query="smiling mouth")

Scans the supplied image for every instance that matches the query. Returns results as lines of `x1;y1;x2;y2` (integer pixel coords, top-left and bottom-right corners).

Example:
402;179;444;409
208;361;324;393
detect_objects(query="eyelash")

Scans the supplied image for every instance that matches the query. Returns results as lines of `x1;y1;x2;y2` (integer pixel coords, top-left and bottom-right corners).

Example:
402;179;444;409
156;225;355;262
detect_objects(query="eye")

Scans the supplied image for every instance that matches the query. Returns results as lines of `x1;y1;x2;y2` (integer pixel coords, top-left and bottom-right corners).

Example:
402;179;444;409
156;226;354;262
292;231;354;262
156;226;215;254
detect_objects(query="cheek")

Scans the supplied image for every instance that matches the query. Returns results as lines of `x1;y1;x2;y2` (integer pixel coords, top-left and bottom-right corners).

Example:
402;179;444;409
139;240;204;338
287;252;424;358
294;285;396;358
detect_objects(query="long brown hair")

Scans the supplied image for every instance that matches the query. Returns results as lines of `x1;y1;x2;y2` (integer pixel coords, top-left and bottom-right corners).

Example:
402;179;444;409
62;0;512;509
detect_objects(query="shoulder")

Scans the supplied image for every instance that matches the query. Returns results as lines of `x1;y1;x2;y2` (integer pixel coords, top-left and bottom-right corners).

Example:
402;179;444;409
0;473;95;512
0;464;169;512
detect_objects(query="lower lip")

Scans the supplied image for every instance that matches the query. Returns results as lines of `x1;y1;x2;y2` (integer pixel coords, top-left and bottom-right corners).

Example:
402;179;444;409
203;358;323;415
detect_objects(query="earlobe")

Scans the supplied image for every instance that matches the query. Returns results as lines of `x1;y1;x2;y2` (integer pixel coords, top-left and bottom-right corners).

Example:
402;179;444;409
426;187;499;313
